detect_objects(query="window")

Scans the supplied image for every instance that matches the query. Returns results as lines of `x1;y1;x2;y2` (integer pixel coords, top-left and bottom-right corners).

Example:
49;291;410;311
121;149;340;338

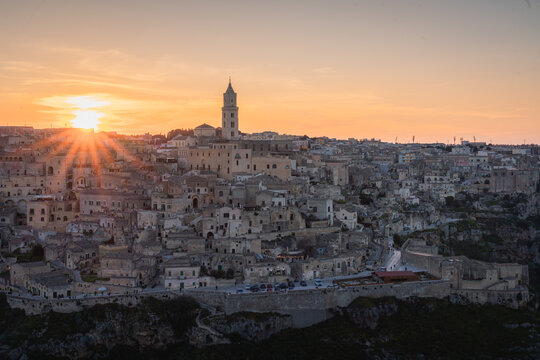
231;113;235;118
231;121;235;127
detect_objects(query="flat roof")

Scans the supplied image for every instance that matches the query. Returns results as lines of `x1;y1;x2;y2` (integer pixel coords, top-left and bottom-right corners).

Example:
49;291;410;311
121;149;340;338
374;271;416;278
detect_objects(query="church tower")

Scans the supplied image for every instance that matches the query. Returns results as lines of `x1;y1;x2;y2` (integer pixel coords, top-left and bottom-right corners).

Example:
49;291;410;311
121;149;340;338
222;78;239;140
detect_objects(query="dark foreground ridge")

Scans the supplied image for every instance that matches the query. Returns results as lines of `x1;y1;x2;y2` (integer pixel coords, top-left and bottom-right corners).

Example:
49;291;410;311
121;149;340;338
1;294;540;359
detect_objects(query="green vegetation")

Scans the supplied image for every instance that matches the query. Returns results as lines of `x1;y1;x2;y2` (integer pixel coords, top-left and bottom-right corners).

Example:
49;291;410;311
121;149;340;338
0;294;200;350
1;295;539;359
392;234;405;248
165;297;540;360
481;233;503;245
209;268;234;279
441;238;491;261
454;219;479;232
11;244;44;263
0;270;9;280
374;297;537;359
359;193;373;205
527;214;540;230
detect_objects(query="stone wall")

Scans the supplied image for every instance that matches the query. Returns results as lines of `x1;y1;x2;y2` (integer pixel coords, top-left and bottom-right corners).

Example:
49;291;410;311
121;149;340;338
456;288;529;309
185;280;451;326
244;226;340;241
6;290;181;315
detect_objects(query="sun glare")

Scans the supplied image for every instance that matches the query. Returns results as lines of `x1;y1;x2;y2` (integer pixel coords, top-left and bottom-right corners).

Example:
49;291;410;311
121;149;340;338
71;109;106;130
66;95;110;130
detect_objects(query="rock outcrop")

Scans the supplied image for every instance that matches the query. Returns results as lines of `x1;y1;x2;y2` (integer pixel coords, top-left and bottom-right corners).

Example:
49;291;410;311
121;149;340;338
205;312;293;341
342;297;399;329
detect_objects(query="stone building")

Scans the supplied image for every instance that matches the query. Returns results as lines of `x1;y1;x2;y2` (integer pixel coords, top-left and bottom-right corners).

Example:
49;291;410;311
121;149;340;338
222;80;239;140
10;261;50;287
163;257;207;290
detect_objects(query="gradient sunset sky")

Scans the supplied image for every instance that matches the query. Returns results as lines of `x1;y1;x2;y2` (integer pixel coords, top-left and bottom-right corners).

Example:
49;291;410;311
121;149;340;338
1;0;539;144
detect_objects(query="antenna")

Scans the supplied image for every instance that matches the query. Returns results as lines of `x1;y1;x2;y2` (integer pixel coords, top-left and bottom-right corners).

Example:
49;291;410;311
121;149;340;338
412;135;415;144
473;135;476;142
453;136;456;145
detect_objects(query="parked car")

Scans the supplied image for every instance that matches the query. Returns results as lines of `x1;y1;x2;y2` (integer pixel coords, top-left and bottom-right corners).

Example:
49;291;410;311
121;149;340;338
287;281;295;289
236;289;244;293
245;284;251;290
279;282;288;289
266;284;273;289
300;280;307;286
250;285;259;292
260;284;267;290
314;279;323;287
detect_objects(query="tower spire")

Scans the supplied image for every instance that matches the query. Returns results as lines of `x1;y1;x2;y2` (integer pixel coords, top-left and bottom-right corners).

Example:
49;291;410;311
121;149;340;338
222;79;238;140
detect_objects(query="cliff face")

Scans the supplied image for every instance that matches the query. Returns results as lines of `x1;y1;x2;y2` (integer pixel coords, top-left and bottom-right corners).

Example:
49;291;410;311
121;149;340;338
0;295;199;359
2;294;540;359
10;317;177;359
343;297;399;330
206;312;293;342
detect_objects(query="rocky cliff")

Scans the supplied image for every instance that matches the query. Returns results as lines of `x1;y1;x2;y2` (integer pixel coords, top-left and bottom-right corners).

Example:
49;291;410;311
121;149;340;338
205;311;293;341
0;295;199;359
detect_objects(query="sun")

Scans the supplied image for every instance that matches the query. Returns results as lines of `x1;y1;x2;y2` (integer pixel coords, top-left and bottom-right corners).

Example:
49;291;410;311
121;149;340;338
66;96;110;130
70;109;105;130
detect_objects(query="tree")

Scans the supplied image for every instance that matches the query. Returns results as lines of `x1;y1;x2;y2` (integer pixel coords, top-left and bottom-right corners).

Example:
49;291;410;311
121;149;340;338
200;265;209;276
31;244;44;261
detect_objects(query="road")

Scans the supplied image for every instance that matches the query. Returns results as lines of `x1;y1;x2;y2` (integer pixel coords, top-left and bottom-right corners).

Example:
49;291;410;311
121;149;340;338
202;278;340;295
382;235;401;271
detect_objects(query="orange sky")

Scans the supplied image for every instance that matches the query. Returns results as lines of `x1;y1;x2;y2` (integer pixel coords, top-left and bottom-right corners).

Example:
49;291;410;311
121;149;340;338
1;0;539;144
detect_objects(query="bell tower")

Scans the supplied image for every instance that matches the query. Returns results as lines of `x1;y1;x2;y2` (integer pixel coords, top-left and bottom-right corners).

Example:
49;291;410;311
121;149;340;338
222;78;239;140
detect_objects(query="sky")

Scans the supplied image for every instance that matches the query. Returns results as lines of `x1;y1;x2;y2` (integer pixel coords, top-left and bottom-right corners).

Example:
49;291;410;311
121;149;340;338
0;0;539;144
